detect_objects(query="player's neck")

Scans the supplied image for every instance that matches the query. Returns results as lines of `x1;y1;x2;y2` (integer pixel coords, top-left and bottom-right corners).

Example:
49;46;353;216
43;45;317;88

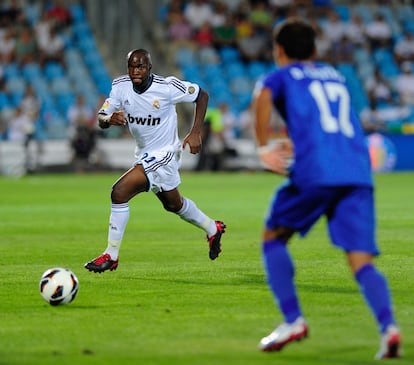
133;73;153;94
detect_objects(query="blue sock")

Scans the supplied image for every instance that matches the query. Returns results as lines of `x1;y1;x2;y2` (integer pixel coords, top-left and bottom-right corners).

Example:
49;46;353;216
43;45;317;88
262;239;302;323
355;264;396;333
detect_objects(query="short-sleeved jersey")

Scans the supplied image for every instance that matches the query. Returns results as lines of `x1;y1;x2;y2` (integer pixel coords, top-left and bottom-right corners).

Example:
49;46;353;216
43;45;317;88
263;62;373;187
99;74;200;156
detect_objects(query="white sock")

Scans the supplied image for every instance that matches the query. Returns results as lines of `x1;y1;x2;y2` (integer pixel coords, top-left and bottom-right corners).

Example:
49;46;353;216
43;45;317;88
176;197;217;237
104;202;129;259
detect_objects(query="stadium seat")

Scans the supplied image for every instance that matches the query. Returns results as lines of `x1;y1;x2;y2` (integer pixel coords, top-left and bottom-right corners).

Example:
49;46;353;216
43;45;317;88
84;51;104;70
247;61;268;81
65;48;83;65
202;63;222;80
219;47;241;63
23;2;40;25
334;4;351;21
198;47;219;65
50;76;72;96
72;22;93;41
353;4;374;23
70;3;86;23
6;77;26;99
56;93;76;116
44;62;65;81
181;64;200;81
229;76;252;96
22;63;42;82
3;63;20;79
0;92;11;109
175;46;197;67
77;36;97;54
225;61;246;79
45;117;68;139
31;76;50;98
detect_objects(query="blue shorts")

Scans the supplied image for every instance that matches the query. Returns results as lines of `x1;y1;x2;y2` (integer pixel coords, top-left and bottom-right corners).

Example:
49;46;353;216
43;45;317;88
266;182;379;255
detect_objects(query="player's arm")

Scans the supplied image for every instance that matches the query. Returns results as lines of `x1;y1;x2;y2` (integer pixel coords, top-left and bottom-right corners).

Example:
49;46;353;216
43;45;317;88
254;87;291;176
98;111;126;129
255;87;273;147
182;88;209;154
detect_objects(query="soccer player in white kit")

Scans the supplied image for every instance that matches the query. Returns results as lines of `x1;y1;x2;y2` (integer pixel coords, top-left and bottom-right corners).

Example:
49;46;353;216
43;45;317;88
85;49;226;273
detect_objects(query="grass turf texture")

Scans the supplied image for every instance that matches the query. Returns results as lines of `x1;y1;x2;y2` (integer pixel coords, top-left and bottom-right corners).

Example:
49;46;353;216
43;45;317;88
0;171;413;365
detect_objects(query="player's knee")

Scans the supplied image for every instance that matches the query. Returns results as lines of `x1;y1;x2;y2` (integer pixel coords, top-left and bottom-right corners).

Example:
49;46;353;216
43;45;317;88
111;185;128;204
263;226;294;242
163;201;181;213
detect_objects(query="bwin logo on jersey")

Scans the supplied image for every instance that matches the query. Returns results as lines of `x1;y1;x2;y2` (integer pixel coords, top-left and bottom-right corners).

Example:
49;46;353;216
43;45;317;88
127;114;161;126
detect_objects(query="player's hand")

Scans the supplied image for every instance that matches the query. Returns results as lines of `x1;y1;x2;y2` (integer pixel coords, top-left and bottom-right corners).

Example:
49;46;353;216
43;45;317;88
182;132;202;154
110;111;127;126
258;141;293;176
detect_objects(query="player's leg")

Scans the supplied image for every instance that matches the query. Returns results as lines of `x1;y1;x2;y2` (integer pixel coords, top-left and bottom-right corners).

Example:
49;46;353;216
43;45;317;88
347;251;401;359
259;184;333;352
156;189;226;260
259;226;309;352
329;186;401;359
85;165;149;272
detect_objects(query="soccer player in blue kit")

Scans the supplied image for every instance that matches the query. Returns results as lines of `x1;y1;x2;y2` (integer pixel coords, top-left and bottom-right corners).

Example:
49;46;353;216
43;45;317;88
253;18;401;359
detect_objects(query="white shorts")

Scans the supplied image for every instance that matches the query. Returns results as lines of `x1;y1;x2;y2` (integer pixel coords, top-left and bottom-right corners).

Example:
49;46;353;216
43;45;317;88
134;149;182;193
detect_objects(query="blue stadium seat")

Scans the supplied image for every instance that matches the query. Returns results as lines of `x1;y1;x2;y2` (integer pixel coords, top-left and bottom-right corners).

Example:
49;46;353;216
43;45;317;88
24;2;40;25
198;47;219;65
83;51;103;68
175;47;197;67
229;76;252;96
247;61;268;81
6;76;26;95
202;63;222;80
22;63;42;82
353;4;373;23
44;62;65;81
225;61;246;79
357;62;375;84
0;92;11;109
96;77;112;96
65;48;83;65
334;5;350;21
45;117;68;139
3;62;20;79
70;3;86;23
77;36;97;54
50;76;72;96
219;47;241;63
353;47;371;66
31;76;50;98
72;22;93;40
181;64;200;81
56;93;76;116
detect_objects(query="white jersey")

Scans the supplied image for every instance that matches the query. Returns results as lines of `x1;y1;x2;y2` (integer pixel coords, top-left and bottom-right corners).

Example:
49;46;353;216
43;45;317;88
99;73;200;157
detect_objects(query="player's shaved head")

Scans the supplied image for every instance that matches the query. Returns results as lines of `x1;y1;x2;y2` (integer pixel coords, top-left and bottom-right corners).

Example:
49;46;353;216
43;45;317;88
127;49;152;66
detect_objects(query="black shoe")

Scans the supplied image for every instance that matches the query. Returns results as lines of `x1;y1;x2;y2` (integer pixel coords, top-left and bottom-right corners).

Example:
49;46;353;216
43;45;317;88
207;221;226;260
84;253;119;273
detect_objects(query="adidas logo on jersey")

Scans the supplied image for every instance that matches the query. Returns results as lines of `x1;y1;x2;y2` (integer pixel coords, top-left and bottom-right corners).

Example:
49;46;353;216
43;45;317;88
127;113;161;126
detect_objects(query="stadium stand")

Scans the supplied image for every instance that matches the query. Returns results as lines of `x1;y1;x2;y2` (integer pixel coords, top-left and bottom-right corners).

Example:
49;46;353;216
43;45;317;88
0;1;111;143
1;0;414;174
161;0;414;133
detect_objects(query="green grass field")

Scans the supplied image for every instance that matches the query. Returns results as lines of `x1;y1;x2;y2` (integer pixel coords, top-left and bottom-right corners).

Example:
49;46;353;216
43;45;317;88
0;171;413;365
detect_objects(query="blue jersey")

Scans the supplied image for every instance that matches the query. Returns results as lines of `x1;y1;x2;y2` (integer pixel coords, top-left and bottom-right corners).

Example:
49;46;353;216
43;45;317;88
263;62;373;187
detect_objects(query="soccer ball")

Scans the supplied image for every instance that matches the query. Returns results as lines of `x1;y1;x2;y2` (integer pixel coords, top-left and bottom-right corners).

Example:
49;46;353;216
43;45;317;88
39;268;79;306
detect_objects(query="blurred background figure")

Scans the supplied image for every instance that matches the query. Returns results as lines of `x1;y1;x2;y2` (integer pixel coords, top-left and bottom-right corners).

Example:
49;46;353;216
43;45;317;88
67;95;97;172
195;106;226;171
7;105;38;171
